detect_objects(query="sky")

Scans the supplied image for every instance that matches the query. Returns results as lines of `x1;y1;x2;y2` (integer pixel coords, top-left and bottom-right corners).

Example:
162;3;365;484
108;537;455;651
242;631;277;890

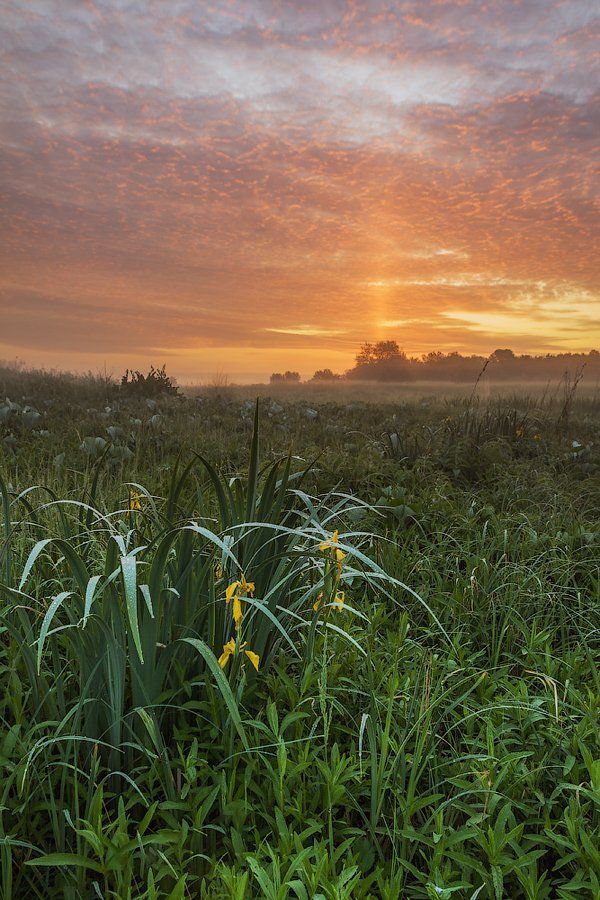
1;0;599;382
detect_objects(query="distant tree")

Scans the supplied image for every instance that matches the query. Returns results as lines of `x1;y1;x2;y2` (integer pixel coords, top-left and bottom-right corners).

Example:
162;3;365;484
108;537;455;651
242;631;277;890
421;350;446;365
491;349;515;364
356;341;404;365
349;340;409;380
312;368;341;381
270;371;300;383
355;343;374;366
372;341;404;361
344;343;600;383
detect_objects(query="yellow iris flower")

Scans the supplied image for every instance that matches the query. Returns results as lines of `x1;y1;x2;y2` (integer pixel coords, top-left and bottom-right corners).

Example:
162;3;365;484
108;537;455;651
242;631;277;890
225;575;255;630
243;647;260;671
319;529;346;572
313;590;345;614
218;638;236;667
218;637;259;671
316;531;349;611
333;590;345;612
129;489;142;511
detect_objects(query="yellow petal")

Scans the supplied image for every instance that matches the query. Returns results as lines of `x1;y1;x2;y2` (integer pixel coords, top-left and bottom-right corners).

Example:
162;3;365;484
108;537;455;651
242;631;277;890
225;581;240;603
129;490;142;511
240;575;255;595
233;595;244;629
334;591;345;612
320;530;342;554
218;638;236;668
244;650;260;671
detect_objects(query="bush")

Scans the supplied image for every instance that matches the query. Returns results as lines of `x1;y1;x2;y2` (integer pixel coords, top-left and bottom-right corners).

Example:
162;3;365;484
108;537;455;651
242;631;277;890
120;364;179;398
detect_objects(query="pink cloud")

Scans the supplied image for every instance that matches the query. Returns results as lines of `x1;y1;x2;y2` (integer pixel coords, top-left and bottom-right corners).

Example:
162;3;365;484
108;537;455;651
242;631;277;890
1;0;598;377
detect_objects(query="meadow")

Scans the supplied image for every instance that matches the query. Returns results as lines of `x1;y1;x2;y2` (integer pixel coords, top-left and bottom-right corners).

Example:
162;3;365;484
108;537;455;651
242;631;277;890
0;365;599;898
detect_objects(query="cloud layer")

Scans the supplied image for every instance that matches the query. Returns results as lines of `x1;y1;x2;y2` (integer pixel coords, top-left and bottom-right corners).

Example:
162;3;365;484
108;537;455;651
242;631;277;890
1;1;598;378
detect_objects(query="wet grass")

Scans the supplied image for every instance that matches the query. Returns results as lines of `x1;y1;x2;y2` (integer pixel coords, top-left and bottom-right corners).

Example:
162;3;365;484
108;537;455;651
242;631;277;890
0;371;598;897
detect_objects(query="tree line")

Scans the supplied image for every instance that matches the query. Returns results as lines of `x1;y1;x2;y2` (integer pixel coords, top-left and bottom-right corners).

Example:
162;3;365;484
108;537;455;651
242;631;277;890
269;343;600;383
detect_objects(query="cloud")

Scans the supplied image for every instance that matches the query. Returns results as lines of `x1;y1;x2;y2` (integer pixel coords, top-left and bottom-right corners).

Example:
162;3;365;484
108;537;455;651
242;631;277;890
265;325;347;337
1;0;598;378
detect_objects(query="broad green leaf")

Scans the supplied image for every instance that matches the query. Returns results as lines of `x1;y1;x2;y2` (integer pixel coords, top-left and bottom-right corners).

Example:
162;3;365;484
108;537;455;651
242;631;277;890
121;555;143;662
37;591;72;673
25;852;105;873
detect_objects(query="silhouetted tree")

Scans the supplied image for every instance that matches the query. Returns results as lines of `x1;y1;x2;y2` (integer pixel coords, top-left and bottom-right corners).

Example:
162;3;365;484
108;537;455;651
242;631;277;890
270;371;300;383
344;345;600;382
349;341;410;380
491;349;516;364
312;368;341;381
356;341;405;364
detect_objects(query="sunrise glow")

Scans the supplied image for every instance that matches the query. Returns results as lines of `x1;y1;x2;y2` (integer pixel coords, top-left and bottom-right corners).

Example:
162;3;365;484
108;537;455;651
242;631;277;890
1;1;598;380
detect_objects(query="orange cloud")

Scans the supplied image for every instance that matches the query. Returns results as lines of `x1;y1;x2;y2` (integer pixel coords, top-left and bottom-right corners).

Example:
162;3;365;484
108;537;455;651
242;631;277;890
1;1;598;380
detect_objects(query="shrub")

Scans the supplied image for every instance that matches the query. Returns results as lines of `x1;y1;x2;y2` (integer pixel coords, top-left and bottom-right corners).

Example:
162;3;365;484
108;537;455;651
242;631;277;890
120;364;179;398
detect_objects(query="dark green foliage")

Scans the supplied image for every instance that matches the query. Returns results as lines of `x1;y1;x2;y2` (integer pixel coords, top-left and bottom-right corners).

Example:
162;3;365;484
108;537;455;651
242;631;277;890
121;365;180;398
0;376;598;897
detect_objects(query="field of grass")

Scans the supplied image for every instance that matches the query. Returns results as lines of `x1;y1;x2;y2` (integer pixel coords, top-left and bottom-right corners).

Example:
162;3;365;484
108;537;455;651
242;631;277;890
189;379;600;407
0;366;599;898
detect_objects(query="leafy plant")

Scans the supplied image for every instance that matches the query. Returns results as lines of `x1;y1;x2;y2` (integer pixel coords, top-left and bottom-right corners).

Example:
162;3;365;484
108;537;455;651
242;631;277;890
0;382;598;898
120;365;180;398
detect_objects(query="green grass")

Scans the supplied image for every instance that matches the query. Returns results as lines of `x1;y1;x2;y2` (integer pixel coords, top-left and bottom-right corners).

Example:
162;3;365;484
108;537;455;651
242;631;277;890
0;369;598;898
